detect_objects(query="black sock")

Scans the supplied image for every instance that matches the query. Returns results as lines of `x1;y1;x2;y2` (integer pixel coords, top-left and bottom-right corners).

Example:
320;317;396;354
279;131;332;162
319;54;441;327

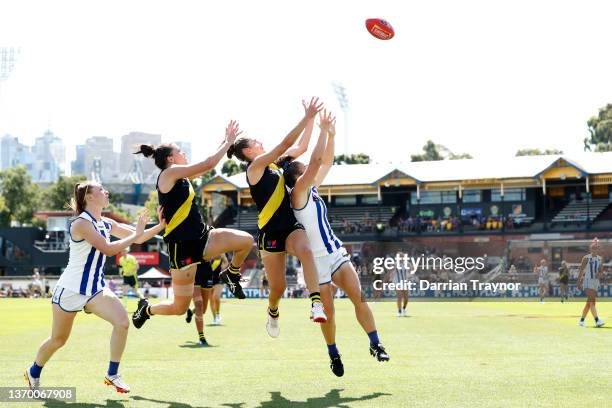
228;264;240;274
309;292;321;305
268;307;279;318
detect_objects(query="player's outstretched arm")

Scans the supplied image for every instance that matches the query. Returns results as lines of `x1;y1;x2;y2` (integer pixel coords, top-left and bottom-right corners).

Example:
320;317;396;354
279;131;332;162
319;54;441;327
165;120;241;181
72;213;148;257
313;116;336;188
292;110;333;208
249;97;323;180
109;207;166;244
283;99;316;159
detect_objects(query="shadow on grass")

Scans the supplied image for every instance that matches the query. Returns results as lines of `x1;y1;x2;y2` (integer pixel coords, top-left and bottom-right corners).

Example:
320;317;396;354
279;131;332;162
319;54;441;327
43;399;129;408
258;389;391;408
43;388;390;408
178;341;218;349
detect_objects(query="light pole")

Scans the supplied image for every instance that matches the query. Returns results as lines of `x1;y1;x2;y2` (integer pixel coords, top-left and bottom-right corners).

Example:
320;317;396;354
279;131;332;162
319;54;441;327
332;82;349;155
0;47;20;128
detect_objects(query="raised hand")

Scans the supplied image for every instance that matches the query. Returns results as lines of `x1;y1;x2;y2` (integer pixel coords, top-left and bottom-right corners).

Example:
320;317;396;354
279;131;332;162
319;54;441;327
304;97;324;119
328;118;337;137
225;120;242;144
318;109;335;130
136;212;150;236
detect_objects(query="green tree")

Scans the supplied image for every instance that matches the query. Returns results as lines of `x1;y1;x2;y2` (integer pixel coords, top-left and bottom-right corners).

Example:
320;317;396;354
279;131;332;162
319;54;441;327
199;169;217;185
0;166;41;226
411;140;444;162
143;190;159;222
411;140;472;162
40;175;87;210
221;159;245;177
515;148;563;156
584;103;612;152
333;153;371;165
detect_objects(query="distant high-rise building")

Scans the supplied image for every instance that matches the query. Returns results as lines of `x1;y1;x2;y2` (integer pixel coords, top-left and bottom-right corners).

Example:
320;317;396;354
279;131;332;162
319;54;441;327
120;132;161;182
82;136;119;182
31;130;65;183
176;141;192;162
0;134;34;172
71;145;85;176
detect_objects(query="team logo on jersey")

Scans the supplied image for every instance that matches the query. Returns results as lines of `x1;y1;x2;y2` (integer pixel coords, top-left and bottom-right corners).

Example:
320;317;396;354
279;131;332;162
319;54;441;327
266;239;277;249
186;257;192;265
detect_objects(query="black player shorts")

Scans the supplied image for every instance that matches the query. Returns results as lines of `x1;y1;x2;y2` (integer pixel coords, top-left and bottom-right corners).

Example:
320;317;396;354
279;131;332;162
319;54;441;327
123;275;137;287
257;222;305;254
195;260;222;288
167;226;213;270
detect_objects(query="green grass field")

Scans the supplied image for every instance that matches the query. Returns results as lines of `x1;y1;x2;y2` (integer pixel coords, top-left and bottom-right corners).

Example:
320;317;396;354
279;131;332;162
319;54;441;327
1;298;611;407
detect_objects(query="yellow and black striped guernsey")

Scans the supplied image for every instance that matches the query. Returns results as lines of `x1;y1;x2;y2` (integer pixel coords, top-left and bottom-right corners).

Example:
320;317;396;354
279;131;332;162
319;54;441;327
157;171;205;242
248;163;297;233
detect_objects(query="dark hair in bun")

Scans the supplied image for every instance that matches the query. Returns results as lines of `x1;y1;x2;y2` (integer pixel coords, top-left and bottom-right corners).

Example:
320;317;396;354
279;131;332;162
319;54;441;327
134;143;174;169
227;138;251;162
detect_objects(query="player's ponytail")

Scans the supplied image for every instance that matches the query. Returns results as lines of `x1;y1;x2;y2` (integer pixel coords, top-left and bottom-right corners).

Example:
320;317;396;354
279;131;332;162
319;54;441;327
276;156;301;188
228;138;250;162
70;182;93;215
134;143;174;169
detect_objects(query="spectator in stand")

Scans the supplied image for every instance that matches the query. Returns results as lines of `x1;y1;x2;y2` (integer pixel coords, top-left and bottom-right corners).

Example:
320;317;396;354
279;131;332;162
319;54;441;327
29;268;44;298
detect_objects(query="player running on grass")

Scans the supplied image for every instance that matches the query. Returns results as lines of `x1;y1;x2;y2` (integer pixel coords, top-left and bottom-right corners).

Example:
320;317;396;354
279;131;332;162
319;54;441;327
25;181;165;393
228;97;327;336
132;121;254;329
119;247;142;304
185;254;228;345
577;238;605;328
278;110;390;377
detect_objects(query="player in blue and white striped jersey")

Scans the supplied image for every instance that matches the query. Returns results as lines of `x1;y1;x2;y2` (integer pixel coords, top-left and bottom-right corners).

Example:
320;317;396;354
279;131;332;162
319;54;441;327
278;110;389;378
25;181;165;393
577;238;605;327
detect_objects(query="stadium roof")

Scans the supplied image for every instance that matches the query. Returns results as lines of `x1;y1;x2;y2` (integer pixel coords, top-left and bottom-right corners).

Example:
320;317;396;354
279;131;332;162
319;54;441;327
203;152;612;193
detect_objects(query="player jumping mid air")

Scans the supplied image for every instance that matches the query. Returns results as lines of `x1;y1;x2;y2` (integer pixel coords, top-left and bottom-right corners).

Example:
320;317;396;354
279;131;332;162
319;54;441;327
132;121;254;329
227;97;327;337
577;238;605;327
280;110;390;377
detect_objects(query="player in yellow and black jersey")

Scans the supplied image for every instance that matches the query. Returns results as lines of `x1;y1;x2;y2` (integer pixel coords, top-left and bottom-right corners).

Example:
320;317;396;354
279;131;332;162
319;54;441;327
227;97;327;337
184;254;228;345
131;121;254;330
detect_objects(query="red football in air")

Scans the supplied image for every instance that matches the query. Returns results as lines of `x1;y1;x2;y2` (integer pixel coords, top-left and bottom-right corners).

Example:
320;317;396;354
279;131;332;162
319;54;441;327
365;18;395;40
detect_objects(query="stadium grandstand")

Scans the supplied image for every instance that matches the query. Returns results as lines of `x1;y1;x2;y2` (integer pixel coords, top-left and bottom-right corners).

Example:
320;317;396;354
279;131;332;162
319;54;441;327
1;152;611;298
202;152;612;236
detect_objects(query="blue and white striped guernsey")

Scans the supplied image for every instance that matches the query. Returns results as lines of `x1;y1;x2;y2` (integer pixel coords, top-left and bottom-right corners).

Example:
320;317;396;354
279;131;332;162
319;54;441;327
56;211;111;296
584;254;601;285
293;187;343;258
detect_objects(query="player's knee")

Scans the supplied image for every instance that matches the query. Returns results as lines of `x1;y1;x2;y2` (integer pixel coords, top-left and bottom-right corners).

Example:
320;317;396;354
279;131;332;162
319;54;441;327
115;315;130;331
293;242;313;259
194;300;204;313
51;334;69;348
241;234;254;249
173;301;191;315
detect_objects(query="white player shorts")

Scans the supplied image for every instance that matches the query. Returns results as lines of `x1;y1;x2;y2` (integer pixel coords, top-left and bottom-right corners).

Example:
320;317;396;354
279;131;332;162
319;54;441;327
51;285;104;313
315;248;351;285
583;278;600;292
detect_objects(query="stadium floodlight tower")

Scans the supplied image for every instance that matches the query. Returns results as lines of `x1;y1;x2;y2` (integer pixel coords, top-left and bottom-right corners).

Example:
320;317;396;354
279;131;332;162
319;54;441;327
0;47;19;82
332;82;349;155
